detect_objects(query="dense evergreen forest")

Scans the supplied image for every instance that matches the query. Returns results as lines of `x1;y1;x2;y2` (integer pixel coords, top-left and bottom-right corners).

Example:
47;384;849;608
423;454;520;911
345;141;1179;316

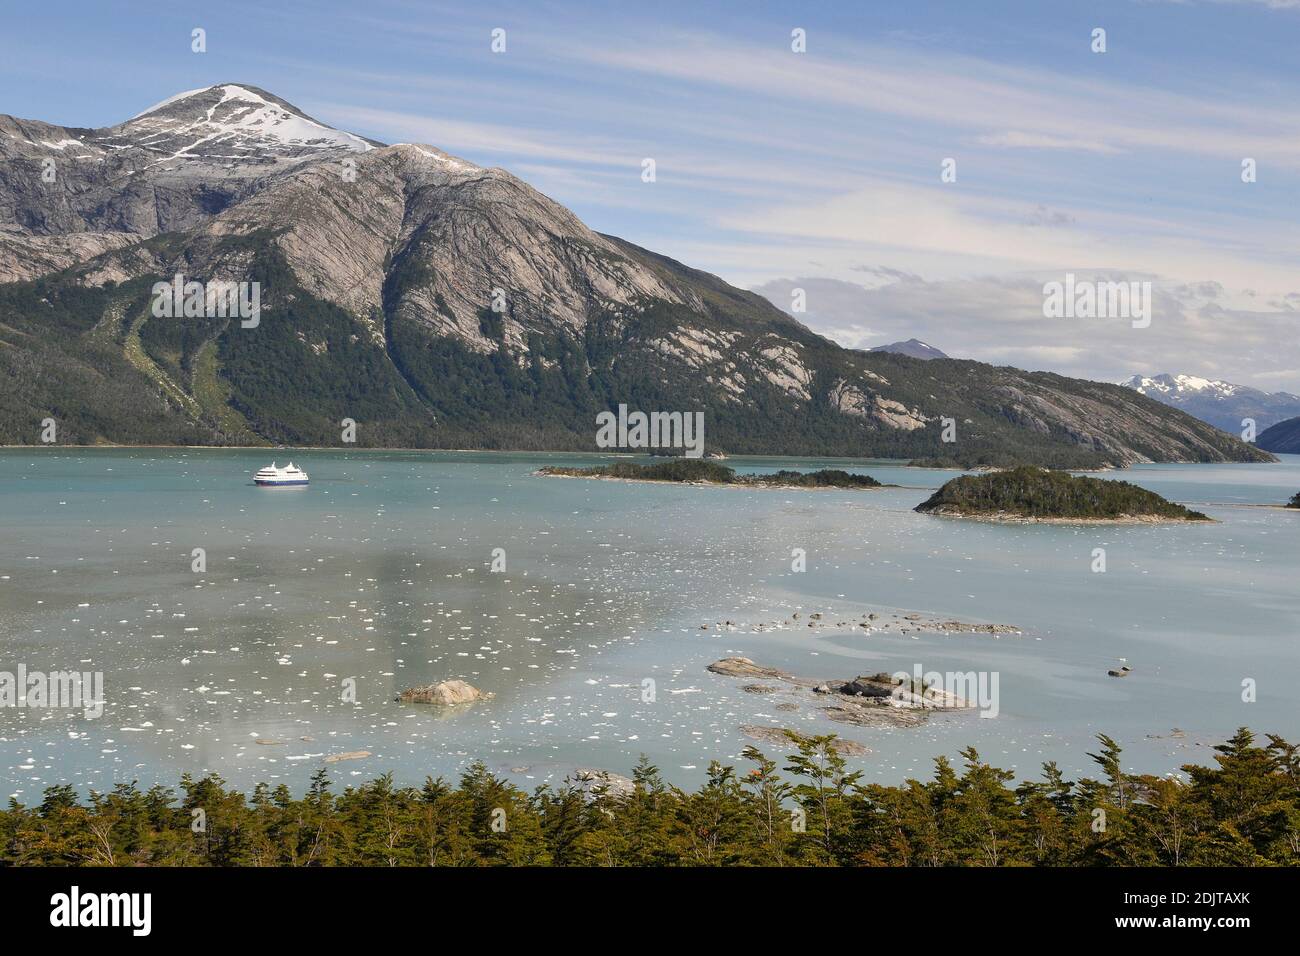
2;728;1295;866
916;466;1211;520
539;460;884;487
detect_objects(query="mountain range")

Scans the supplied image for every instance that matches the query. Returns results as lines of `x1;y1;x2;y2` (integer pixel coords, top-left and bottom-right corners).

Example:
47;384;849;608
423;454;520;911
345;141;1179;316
0;84;1273;468
1120;374;1300;435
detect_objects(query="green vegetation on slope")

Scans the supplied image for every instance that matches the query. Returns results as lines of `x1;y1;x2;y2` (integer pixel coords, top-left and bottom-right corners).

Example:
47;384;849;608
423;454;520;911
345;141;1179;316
538;459;884;487
1258;416;1300;454
0;235;441;446
0;728;1294;866
915;466;1210;520
0;228;1275;466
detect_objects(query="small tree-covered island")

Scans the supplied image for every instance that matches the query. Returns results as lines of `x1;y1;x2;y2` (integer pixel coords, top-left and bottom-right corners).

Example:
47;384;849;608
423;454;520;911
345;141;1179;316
915;467;1212;523
538;459;886;488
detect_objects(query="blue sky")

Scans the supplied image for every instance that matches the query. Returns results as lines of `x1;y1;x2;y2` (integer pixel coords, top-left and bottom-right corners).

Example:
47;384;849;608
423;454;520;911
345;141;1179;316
4;0;1300;388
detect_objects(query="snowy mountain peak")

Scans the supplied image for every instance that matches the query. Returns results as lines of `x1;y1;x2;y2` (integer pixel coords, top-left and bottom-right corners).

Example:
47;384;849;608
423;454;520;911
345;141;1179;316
1120;372;1300;432
388;142;481;173
1122;373;1237;397
869;338;948;360
107;83;378;160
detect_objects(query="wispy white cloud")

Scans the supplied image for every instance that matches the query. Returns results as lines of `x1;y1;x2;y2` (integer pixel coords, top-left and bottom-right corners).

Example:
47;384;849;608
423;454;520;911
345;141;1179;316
752;273;1300;389
1141;0;1300;8
721;180;1300;297
559;32;1300;165
977;131;1124;154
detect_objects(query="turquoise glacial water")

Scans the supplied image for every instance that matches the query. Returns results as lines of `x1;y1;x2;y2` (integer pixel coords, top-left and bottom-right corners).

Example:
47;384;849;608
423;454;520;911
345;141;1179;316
0;448;1296;799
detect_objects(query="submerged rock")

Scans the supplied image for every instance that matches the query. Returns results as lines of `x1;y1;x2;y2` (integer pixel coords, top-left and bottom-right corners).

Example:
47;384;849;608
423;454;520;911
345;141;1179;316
397;679;491;705
823;705;926;729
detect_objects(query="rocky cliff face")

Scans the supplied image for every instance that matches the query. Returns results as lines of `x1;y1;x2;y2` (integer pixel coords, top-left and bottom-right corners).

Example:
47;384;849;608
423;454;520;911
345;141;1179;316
0;85;1275;467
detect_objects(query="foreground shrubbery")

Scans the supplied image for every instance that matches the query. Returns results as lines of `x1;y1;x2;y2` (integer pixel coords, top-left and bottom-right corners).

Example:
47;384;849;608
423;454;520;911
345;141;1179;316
539;460;882;488
1;729;1296;866
916;466;1210;520
1288;492;1299;509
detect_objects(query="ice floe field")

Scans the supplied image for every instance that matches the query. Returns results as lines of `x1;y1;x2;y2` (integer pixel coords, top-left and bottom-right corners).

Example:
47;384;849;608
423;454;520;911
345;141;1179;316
1;448;1297;799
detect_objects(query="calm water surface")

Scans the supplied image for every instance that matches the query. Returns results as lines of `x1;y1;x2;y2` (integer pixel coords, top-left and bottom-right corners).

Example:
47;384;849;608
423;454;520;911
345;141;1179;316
0;448;1296;799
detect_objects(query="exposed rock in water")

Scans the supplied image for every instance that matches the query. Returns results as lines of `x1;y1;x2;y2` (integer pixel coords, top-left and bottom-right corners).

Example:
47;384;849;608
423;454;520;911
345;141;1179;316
740;609;1020;636
834;674;899;699
742;683;779;694
324;750;371;763
709;657;974;730
707;658;790;680
1107;666;1132;677
740;724;870;756
396;679;491;705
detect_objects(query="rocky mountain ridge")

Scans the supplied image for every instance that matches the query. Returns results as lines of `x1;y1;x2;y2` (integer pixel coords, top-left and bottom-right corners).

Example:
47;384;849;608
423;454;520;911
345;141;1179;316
0;85;1274;468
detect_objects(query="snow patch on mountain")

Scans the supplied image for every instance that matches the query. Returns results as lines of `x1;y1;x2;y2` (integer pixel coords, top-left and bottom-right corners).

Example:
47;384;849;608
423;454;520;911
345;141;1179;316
1123;374;1240;398
122;84;374;157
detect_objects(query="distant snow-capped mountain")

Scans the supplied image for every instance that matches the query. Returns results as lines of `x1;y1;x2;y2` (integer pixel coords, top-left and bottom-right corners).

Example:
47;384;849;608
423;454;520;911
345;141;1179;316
869;338;948;360
1121;373;1300;433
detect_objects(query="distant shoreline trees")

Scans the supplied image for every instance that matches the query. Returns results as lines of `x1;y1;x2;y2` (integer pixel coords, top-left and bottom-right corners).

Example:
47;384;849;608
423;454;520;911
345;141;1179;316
538;460;884;488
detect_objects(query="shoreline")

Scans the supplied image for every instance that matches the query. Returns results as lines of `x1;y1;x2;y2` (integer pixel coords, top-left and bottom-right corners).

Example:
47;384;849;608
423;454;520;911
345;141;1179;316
0;444;1282;472
708;608;1022;637
916;507;1216;525
533;470;901;492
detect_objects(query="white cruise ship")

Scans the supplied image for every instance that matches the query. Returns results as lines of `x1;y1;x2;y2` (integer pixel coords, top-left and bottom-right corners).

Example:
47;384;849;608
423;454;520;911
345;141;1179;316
253;461;309;486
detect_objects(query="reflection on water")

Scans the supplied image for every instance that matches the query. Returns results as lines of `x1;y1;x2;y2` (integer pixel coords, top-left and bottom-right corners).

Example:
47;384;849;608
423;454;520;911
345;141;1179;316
0;448;1297;798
